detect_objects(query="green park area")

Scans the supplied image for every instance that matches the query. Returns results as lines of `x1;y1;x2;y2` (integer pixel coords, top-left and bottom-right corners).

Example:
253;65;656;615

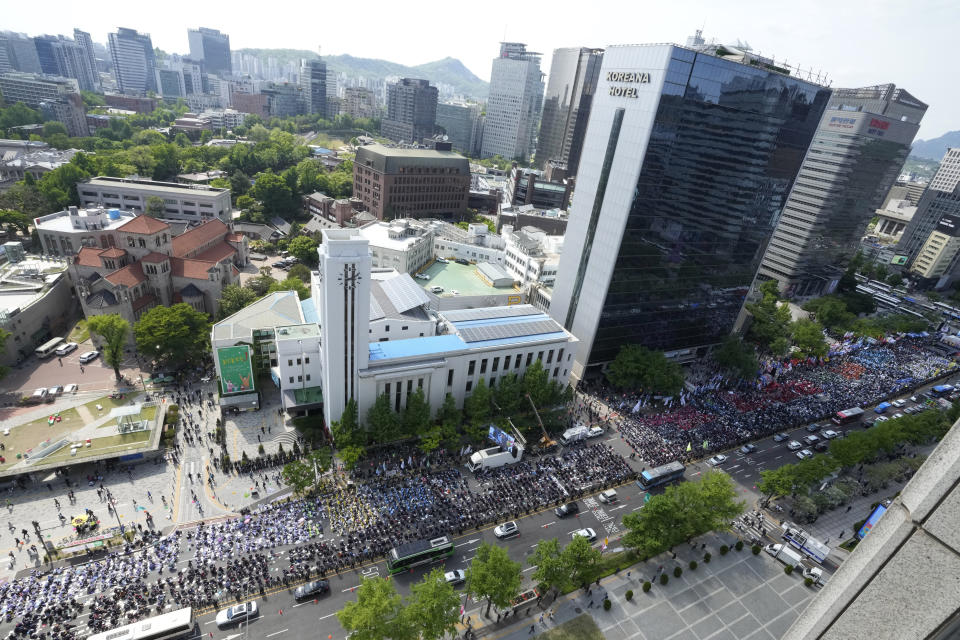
41;430;151;464
0;407;82;470
540;615;604;640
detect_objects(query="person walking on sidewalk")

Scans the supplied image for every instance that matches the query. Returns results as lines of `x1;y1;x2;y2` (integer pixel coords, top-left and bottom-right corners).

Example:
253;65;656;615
529;625;535;634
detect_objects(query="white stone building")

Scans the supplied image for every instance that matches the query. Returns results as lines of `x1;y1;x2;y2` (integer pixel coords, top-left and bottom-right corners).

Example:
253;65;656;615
78;176;232;224
358;220;434;274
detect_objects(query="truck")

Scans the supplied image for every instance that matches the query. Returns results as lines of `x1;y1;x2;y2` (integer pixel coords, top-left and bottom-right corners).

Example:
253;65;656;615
559;425;589;445
467;445;523;472
780;523;830;564
764;543;803;569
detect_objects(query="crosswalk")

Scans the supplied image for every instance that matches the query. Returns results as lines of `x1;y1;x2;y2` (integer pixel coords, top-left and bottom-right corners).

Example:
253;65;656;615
732;510;780;545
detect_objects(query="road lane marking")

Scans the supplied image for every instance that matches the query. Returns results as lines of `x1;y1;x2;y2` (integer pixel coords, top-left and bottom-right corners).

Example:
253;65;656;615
728;464;741;470
291;601;312;608
522;566;537;572
342;585;358;592
319;613;337;620
265;630;288;637
632;506;643;511
465;545;480;552
610;505;626;511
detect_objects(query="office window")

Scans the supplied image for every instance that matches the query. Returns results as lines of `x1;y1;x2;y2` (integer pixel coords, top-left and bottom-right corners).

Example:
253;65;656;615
515;355;522;369
138;238;146;248
547;350;553;364
296;358;302;365
306;374;311;382
418;378;423;389
526;353;533;367
504;355;511;370
297;375;303;382
407;379;413;394
492;357;499;372
288;359;293;366
553;367;559;378
304;357;310;364
468;360;476;375
385;382;391;397
447;369;454;386
466;380;473;392
288;376;294;383
558;348;564;362
385;325;390;332
537;351;544;364
480;359;488;374
401;326;408;331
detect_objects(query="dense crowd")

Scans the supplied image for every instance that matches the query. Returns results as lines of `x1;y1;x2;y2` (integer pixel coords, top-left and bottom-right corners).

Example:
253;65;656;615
607;337;953;466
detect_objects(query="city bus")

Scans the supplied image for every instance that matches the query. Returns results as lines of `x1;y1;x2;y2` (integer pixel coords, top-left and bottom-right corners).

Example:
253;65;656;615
34;337;64;359
386;536;454;574
637;461;686;490
86;607;195;640
832;407;864;426
931;384;954;398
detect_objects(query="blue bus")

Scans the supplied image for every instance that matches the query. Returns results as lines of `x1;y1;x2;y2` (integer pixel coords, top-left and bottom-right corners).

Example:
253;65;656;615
932;385;954;397
637;461;686;490
874;402;891;414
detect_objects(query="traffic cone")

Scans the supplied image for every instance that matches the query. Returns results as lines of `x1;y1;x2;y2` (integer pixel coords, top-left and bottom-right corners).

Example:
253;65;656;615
279;609;283;615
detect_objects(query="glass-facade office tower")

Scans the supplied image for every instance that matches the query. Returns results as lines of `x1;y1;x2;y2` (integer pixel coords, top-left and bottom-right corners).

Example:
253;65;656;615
299;58;328;118
73;29;101;91
759;84;926;296
537;47;603;176
550;44;830;382
108;28;156;96
897;149;960;280
380;78;438;144
187;28;231;76
482;43;544;162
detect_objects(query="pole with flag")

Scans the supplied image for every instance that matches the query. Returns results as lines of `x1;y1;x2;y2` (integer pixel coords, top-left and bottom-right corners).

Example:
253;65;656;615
686;442;692;452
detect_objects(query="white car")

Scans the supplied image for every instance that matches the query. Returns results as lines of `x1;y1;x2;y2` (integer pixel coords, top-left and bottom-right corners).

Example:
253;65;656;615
875;415;889;422
892;399;907;408
55;342;78;356
78;350;100;364
63;384;78;394
586;426;604;438
415;273;430;280
215;601;258;628
571;528;597;542
803;566;824;585
430;286;444;294
444;570;465;585
787;440;803;451
707;454;728;466
891;413;905;420
598;489;618;504
436;257;449;263
822;429;839;439
796;449;814;460
494;521;519;538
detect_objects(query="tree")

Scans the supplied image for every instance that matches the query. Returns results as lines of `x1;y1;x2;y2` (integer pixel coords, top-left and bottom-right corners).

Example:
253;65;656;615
287;235;319;266
404;569;461;640
530;538;570;596
87;315;130;381
281;459;314;495
0;327;11;380
746;280;792;352
464;378;491;427
713;335;758;380
217;284;259;319
437;393;461;432
887;272;903;287
288;263;311;283
493;372;524;416
246;267;276;296
402;388;431;438
337;576;413;640
41;121;68;137
791;319;827;358
0;210;31;235
803;296;853;330
250;171;295;216
151;144;181;180
145;195;166;218
605;345;685;395
331;398;362;447
367;393;401;443
37;163;90;210
134;303;210;368
268;276;310;300
230;171;251;197
561;535;602;588
522;359;551;408
466;543;522;617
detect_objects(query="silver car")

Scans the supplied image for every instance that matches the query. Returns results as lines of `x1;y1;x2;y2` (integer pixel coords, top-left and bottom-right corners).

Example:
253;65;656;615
216;601;258;628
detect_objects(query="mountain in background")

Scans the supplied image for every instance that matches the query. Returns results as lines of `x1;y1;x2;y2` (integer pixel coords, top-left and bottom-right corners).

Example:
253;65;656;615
235;50;488;100
910;130;960;161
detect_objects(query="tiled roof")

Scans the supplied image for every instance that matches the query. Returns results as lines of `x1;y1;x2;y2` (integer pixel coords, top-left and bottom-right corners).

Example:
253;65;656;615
99;247;127;258
172;218;228;257
116;215;170;235
226;233;244;243
104;262;146;287
131;292;156;311
74;246;105;267
170;257;215;280
194;242;235;264
85;290;117;308
140;251;169;263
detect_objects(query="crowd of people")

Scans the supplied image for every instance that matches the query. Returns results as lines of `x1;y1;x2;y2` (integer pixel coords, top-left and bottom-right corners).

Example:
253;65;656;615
607;336;953;466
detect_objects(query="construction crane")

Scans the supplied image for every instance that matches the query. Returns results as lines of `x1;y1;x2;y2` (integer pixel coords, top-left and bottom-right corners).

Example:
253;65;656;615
525;393;557;451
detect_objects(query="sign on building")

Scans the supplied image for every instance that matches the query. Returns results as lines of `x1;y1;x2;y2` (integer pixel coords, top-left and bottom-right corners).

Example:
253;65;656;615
218;345;255;395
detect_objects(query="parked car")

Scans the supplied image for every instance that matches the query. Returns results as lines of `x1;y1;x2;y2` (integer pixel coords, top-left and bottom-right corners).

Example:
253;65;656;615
909;395;919;403
554;502;579;518
891;412;905;420
451;289;460;296
707;454;727;466
55;342;78;356
47;385;63;397
773;432;790;442
802;434;820;446
455;258;470;265
875;415;889;422
494;521;519;539
63;384;78;394
822;429;839;439
805;423;821;433
294;580;330;600
436;257;449;263
598;489;619;504
415;273;430;280
430;286;444;294
787;440;803;451
892;399;907;408
78;351;100;364
586;426;604;438
571;528;597;542
444;570;465;586
814;441;829;452
216;601;258;628
740;443;757;454
802;566;824;585
796;449;814;460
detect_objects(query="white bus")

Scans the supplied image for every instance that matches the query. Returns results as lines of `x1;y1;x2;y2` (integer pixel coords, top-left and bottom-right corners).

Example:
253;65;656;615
34;337;64;359
86;608;196;640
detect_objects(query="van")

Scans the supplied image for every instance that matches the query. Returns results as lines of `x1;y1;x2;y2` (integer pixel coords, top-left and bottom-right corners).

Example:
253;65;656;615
559;425;589;445
598;489;618;504
764;543;803;568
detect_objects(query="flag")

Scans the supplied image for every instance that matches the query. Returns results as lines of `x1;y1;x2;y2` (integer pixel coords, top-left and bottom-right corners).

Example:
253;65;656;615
686;442;692;452
702;440;708;450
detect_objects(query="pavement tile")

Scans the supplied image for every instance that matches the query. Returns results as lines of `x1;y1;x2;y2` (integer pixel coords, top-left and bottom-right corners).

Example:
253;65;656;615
702;630;737;640
691;614;722;640
713;566;760;598
604;624;628;640
768;573;798;594
665;629;698;640
763;609;799;639
746;557;783;580
696;575;724;594
670;587;704;610
715;600;748;625
638;600;686;639
619;619;640;636
741;585;789;623
676;600;713;626
743;630;776;640
727;613;762;638
702;589;735;611
780;584;814;608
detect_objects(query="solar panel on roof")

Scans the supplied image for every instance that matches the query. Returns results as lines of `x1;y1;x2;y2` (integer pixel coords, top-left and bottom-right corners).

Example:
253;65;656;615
369;296;385;321
459;319;561;343
442;305;540;323
381;275;431;313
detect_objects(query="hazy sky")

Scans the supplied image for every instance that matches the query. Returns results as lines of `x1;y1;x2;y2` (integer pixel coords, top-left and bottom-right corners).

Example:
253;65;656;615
6;0;956;139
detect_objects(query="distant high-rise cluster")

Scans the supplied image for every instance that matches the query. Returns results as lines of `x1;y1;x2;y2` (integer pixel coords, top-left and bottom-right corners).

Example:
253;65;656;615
108;27;156;96
380;78;438;144
482;42;544;162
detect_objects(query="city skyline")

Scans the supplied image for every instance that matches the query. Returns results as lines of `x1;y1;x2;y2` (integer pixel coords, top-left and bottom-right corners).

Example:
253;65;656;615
1;0;956;139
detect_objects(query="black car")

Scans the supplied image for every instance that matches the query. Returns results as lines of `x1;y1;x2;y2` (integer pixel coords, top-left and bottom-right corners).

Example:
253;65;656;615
805;423;821;433
554;502;579;518
294;580;330;600
455;258;470;265
814;441;829;452
740;443;757;454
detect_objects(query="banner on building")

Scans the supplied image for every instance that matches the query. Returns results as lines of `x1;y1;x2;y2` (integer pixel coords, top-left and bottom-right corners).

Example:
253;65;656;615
218;345;255;395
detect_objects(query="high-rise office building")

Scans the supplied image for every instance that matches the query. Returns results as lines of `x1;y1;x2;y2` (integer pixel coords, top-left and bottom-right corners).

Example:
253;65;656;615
33;36;61;76
380;78;438;144
108;28;157;96
342;87;377;119
435;102;482;154
0;32;41;74
299;58;327;118
549;43;830;382
187;28;231;76
481;43;544;162
758;84;927;296
73;29;100;90
896;148;960;278
536;47;603;176
0;72;88;136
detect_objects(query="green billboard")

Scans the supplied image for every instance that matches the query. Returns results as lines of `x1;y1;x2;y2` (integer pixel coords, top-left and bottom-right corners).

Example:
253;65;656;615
218;346;255;395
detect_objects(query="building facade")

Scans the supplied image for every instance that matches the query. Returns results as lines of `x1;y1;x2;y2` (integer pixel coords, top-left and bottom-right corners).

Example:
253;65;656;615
0;72;88;137
908;214;960;284
537;47;603;176
342;87;377;120
352;144;470;220
550;43;830;381
380;78;438;144
261;82;302;118
187;28;231;76
435;101;482;155
758;84;927;296
299;58;327;118
897;148;960;269
73;29;100;91
481;43;544;162
507;167;572;210
108;28;156;96
78;176;233;224
358;220;434;273
0;32;41;74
